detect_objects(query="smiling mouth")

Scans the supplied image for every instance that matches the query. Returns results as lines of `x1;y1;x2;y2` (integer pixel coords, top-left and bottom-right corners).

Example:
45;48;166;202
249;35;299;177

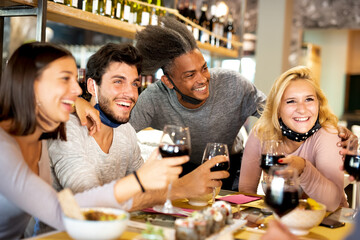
116;101;131;108
61;99;75;107
194;85;206;91
294;117;310;122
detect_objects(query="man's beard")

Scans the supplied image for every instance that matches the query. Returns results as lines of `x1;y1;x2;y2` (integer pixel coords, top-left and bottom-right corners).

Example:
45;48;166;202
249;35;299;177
98;96;130;124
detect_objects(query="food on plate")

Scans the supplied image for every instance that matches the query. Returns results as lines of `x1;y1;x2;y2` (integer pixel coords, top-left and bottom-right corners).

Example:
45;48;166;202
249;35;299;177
175;201;233;239
297;198;322;211
83;209;127;221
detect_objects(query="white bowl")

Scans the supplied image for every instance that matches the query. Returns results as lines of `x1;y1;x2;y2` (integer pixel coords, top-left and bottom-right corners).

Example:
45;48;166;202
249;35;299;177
63;207;129;240
187;187;221;207
278;200;326;236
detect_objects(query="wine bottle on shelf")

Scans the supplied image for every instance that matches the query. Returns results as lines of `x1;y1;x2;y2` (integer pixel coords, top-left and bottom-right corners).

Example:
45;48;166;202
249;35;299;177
129;1;138;24
122;0;131;22
216;16;224;47
150;0;158;25
176;0;184;22
64;0;71;6
92;0;98;14
97;0;105;15
139;0;151;26
114;0;122;19
71;0;78;8
155;0;165;18
224;14;235;49
189;1;199;40
83;0;92;12
198;1;209;43
104;0;113;17
209;4;218;46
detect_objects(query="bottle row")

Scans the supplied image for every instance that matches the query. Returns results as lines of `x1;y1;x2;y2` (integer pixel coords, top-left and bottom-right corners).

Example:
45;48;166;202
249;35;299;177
51;0;165;26
50;0;237;50
177;0;235;49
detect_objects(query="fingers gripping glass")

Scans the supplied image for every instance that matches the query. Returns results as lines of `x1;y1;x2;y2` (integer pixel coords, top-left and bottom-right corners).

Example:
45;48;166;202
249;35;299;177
343;135;360;218
201;143;230;204
153;125;191;214
260;140;286;174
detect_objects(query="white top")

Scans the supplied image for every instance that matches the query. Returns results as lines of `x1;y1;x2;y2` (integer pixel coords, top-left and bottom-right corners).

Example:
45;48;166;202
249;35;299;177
0;127;129;239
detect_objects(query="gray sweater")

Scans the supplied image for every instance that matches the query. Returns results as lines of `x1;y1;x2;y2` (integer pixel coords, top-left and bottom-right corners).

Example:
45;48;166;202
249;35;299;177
48;114;143;193
130;68;266;167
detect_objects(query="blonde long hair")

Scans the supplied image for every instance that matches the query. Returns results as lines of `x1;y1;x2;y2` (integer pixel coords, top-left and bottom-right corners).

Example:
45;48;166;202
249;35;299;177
254;66;338;142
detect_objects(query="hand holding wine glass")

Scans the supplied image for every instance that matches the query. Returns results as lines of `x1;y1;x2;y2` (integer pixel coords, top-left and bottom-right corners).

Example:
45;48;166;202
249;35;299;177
264;165;299;218
260;140;286;174
153;125;191;214
201;143;230;204
343;135;360;217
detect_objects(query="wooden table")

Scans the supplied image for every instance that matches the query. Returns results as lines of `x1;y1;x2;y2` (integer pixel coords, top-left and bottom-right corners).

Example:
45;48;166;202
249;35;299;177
29;191;354;240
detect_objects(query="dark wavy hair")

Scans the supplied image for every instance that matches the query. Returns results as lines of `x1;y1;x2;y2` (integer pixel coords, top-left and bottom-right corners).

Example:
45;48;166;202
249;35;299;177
0;42;74;140
86;43;142;87
135;16;197;75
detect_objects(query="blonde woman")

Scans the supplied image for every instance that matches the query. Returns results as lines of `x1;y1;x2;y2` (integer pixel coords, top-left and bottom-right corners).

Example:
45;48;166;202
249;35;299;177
239;66;348;211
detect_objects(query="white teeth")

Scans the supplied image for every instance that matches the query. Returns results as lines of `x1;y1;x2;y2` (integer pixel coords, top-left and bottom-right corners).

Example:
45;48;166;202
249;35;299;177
294;117;309;122
195;86;206;91
117;102;131;107
62;99;74;105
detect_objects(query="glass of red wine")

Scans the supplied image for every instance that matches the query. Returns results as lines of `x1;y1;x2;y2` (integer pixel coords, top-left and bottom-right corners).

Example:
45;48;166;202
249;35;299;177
153;125;191;214
343;135;360;218
260;140;286;174
264;165;299;218
201;143;230;204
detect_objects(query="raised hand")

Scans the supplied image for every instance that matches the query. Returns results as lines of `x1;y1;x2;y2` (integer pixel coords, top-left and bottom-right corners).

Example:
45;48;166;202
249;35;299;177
138;148;189;190
75;97;101;136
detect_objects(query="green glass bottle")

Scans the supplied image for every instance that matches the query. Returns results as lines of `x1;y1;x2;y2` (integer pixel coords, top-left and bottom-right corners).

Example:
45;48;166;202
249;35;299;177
114;0;122;19
92;0;98;14
64;0;71;6
97;0;105;15
83;0;93;12
105;0;114;17
122;0;131;22
139;0;150;26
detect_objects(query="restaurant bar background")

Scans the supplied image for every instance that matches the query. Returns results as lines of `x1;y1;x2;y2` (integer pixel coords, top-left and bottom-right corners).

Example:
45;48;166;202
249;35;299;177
1;0;360;132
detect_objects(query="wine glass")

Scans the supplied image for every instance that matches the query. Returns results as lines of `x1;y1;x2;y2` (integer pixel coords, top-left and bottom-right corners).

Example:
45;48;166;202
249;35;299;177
260;140;286;174
201;143;230;204
264;165;299;218
343;135;360;218
153;125;191;214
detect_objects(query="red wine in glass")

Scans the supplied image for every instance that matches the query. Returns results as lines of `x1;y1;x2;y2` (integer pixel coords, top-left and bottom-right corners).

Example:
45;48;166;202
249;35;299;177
265;188;299;217
210;161;230;172
344;154;360;181
159;144;190;158
260;154;286;174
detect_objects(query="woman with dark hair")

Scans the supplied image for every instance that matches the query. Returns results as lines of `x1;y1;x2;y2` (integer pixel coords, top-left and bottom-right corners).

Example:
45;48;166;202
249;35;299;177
0;42;188;239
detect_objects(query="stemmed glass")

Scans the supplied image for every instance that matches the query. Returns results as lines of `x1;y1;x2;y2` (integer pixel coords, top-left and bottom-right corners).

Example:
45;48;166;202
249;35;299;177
264;165;299;218
343;135;360;218
153;125;191;214
201;143;230;204
260;140;286;174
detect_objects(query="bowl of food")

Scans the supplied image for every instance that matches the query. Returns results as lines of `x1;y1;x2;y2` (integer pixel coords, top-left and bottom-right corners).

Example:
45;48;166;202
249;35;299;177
63;207;129;240
187;187;221;207
278;199;326;236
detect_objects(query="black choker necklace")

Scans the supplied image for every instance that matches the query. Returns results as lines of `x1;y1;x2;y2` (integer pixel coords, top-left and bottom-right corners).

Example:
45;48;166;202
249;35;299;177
279;118;321;142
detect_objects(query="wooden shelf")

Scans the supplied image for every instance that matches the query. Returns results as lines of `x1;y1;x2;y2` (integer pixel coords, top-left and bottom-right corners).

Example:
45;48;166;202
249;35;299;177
8;0;240;58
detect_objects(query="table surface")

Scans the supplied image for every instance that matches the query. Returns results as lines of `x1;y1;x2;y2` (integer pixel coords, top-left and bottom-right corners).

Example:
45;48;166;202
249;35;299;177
30;190;354;240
